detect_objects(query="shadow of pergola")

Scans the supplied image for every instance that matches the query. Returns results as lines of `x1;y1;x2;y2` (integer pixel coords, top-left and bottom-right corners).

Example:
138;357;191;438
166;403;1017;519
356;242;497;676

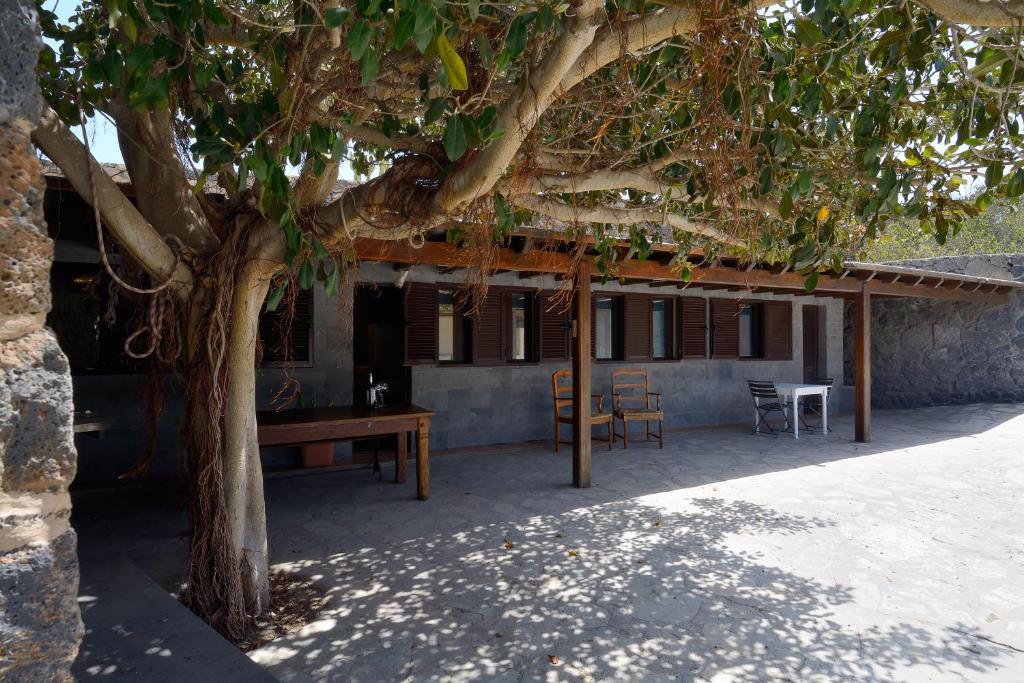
256;496;1007;682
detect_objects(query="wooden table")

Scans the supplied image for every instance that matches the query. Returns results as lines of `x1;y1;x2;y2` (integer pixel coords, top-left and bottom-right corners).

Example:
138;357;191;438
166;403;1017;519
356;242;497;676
773;383;829;439
256;404;435;500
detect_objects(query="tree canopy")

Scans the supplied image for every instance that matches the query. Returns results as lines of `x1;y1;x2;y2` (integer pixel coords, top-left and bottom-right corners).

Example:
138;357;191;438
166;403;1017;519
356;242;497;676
35;0;1024;293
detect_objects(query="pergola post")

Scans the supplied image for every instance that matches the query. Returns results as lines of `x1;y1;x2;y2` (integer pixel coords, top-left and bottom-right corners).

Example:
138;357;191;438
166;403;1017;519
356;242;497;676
855;281;871;442
572;260;592;488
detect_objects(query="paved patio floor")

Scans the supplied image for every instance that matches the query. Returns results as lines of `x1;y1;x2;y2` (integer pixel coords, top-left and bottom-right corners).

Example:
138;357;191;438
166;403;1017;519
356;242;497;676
75;404;1024;682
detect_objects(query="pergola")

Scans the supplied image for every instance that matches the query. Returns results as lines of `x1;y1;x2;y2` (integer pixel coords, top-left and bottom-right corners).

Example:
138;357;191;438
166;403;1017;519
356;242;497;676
356;235;1024;488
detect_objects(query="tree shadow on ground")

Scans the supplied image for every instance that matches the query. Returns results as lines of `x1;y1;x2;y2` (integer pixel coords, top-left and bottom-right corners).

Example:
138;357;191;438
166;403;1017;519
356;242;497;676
254;496;1008;682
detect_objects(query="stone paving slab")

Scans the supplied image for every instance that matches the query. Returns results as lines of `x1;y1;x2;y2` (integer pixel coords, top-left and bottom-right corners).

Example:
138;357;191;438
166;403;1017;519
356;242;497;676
248;404;1024;682
73;561;278;682
73;404;1024;682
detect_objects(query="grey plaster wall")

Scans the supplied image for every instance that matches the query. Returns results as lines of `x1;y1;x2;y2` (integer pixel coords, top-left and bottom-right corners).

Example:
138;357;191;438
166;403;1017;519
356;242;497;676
859;254;1024;409
353;263;853;452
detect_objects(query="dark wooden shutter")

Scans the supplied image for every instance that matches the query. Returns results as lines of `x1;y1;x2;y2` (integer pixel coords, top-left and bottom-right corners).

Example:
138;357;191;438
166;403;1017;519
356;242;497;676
711;298;740;358
404;283;437;365
539;290;569;361
590;294;597;359
763;301;793;360
474;289;504;363
259;288;313;364
678;297;707;359
624;294;652;360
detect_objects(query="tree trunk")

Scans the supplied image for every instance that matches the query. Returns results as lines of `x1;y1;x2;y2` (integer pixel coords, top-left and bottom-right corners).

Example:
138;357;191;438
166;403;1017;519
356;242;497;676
181;220;283;637
222;254;273;612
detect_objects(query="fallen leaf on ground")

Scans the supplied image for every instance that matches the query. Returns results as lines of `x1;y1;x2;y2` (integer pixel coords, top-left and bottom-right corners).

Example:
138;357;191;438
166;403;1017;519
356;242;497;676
567;549;578;558
503;539;514;550
548;655;560;665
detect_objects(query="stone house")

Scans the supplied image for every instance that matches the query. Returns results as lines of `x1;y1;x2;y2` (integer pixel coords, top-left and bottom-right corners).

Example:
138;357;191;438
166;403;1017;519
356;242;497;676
40;169;1024;484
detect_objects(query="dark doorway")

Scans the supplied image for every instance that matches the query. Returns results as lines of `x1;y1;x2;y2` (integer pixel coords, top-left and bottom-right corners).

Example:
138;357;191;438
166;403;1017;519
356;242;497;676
802;305;823;383
353;285;411;457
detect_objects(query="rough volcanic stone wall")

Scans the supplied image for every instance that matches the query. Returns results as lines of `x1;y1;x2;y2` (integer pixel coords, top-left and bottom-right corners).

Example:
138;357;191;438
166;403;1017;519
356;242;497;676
0;0;83;680
845;255;1024;408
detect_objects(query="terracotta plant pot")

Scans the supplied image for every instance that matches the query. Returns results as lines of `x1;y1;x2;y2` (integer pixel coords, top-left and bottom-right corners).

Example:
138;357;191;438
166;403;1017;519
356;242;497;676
300;442;335;468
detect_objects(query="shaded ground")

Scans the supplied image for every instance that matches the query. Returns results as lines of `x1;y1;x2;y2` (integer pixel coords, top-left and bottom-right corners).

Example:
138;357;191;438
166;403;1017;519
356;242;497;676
74;404;1024;681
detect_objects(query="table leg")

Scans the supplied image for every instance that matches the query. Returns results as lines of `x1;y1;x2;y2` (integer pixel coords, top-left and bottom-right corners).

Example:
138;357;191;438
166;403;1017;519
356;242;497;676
793;394;800;439
822;389;829;434
416;417;430;501
395;430;407;484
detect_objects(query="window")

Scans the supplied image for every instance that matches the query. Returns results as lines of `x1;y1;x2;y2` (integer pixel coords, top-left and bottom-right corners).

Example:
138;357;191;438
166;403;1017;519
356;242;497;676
438;289;455;361
738;303;764;358
510;293;528;361
259;288;313;366
652;299;670;359
437;289;470;363
595;296;622;360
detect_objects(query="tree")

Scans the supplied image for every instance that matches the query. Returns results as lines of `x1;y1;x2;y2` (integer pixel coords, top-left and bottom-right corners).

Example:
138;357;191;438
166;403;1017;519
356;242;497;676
32;0;1024;638
865;198;1024;260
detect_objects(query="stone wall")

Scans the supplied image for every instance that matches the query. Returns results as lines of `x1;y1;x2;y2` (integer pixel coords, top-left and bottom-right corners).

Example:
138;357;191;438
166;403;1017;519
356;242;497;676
845;254;1024;408
0;0;83;679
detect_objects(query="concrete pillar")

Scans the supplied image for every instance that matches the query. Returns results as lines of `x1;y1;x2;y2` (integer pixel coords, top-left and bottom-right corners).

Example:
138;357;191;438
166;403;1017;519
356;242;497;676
0;1;83;680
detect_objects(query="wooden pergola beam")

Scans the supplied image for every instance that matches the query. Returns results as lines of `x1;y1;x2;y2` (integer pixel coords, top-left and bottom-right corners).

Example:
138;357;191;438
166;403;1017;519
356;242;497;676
354;239;1013;304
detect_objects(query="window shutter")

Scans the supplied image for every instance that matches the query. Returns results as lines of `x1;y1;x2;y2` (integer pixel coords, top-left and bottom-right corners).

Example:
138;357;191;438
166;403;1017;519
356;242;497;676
539;291;570;361
590;294;596;359
711;298;740;358
474;289;504;363
678;297;707;359
259;288;313;364
763;301;793;360
624;294;652;360
404;283;437;365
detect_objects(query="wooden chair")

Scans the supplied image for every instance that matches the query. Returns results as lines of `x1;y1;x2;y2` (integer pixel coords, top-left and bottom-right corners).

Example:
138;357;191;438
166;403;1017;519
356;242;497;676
612;368;664;448
552;369;614;452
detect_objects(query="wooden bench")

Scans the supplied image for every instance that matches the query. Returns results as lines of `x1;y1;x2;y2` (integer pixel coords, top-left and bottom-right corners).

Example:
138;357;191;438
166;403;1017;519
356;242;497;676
256;404;435;500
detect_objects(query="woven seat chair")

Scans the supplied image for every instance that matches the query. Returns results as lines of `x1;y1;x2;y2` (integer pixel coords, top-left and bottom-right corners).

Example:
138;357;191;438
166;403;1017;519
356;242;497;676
552;369;614;452
612;368;664;448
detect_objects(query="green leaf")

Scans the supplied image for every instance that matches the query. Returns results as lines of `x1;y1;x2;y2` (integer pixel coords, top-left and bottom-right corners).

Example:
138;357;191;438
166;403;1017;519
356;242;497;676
325;7;349;28
348;19;371;60
424;97;447;125
467;0;480;21
444;114;467;161
312;238;330;259
203;1;229;27
437;33;468;90
779;191;793;219
299;259;315;290
414;3;435;37
393;11;415;48
324;261;341;297
360;50;379;84
804;271;819;292
266;284;286;312
794;18;825;48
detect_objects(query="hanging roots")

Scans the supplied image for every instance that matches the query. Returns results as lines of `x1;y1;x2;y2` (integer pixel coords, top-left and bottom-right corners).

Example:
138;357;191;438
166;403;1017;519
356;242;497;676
180;216;260;641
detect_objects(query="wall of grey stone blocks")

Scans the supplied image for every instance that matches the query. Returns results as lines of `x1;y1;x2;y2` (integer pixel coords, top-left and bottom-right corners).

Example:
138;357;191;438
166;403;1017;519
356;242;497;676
852;254;1024;409
71;280;352;485
352;263;854;452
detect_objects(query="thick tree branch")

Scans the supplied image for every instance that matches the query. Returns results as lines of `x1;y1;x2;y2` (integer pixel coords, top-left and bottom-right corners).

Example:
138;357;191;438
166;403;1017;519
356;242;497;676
109;101;218;253
435;0;606;213
509;194;744;246
915;0;1024;26
32;107;193;295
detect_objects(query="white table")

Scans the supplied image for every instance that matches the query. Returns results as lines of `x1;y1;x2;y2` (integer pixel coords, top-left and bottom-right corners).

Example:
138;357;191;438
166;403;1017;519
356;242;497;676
773;383;829;439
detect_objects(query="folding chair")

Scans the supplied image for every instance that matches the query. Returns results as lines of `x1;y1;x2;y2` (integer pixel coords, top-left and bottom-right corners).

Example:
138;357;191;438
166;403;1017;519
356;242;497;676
748;380;791;435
